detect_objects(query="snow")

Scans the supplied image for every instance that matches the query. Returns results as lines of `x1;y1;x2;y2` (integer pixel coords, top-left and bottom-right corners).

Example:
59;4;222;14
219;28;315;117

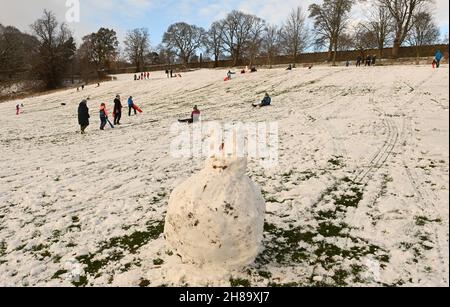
0;65;448;287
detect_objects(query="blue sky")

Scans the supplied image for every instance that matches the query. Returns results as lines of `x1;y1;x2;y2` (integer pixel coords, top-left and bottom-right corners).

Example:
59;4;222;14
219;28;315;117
1;0;448;48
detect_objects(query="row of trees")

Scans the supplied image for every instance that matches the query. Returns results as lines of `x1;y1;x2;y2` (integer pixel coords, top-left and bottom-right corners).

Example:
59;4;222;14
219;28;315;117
0;0;447;89
154;0;444;67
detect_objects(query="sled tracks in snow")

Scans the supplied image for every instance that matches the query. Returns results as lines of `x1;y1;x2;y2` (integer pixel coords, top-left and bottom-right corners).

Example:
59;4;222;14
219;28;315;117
401;116;449;285
352;107;399;186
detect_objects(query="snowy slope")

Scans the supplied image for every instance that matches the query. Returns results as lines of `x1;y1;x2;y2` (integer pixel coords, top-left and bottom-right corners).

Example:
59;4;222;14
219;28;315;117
0;65;448;287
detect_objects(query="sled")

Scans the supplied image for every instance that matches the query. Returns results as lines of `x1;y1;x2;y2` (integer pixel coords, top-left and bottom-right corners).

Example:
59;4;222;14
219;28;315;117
133;105;143;113
107;119;115;129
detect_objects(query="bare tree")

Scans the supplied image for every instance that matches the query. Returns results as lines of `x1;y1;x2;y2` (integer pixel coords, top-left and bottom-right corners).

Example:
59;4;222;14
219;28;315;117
221;10;257;66
162;22;205;66
280;7;310;63
124;28;151;72
205;21;224;68
353;23;379;54
407;11;440;58
30;10;76;89
244;16;266;67
156;44;177;65
339;31;358;51
363;4;393;57
377;0;431;58
262;25;281;68
442;33;449;44
309;0;355;65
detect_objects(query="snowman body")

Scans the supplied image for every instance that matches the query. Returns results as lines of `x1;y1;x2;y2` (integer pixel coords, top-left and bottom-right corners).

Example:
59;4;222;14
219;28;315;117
164;157;265;268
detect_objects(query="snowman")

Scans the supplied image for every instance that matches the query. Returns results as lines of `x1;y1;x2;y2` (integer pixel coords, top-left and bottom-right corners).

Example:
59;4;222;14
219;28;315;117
165;134;266;268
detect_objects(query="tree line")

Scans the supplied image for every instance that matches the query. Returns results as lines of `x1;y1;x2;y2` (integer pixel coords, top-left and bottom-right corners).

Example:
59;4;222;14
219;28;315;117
0;0;447;89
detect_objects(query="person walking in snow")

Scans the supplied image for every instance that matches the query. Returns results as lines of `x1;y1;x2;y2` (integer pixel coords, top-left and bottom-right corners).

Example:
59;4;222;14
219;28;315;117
16;104;20;115
356;56;362;67
78;99;90;134
128;96;137;116
113;95;123;125
99;103;110;130
435;50;443;68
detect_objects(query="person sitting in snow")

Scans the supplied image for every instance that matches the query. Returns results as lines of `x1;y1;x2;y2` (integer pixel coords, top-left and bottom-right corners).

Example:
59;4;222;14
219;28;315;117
253;93;272;108
286;64;293;71
78;99;90;134
179;106;201;124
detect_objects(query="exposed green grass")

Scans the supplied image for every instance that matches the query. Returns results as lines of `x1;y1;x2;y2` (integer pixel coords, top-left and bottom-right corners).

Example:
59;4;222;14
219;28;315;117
415;216;442;226
73;220;165;287
230;278;251;287
153;258;164;265
256;177;389;286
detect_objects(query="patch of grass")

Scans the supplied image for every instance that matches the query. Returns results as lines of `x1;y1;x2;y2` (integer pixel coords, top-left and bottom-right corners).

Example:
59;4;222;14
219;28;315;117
75;220;165;286
257;177;389;287
153;258;164;265
299;171;317;181
328;156;344;168
415;216;442;226
72;276;89;288
52;270;68;279
139;279;151;287
317;222;349;238
268;282;300;287
52;255;62;263
165;250;174;256
230;278;251;287
0;241;6;257
258;271;272;279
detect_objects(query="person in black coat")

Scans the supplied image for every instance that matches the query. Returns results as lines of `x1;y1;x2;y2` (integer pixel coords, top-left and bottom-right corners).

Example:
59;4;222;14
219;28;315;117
78;99;90;134
113;95;123;125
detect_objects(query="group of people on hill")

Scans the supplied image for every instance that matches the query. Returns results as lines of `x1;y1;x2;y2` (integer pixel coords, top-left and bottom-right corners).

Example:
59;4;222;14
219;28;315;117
164;69;182;78
355;55;377;67
134;72;151;81
176;92;272;125
77;95;140;134
239;66;258;74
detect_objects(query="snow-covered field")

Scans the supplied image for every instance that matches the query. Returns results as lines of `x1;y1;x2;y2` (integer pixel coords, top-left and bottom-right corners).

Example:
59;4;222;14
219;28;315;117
0;65;448;287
